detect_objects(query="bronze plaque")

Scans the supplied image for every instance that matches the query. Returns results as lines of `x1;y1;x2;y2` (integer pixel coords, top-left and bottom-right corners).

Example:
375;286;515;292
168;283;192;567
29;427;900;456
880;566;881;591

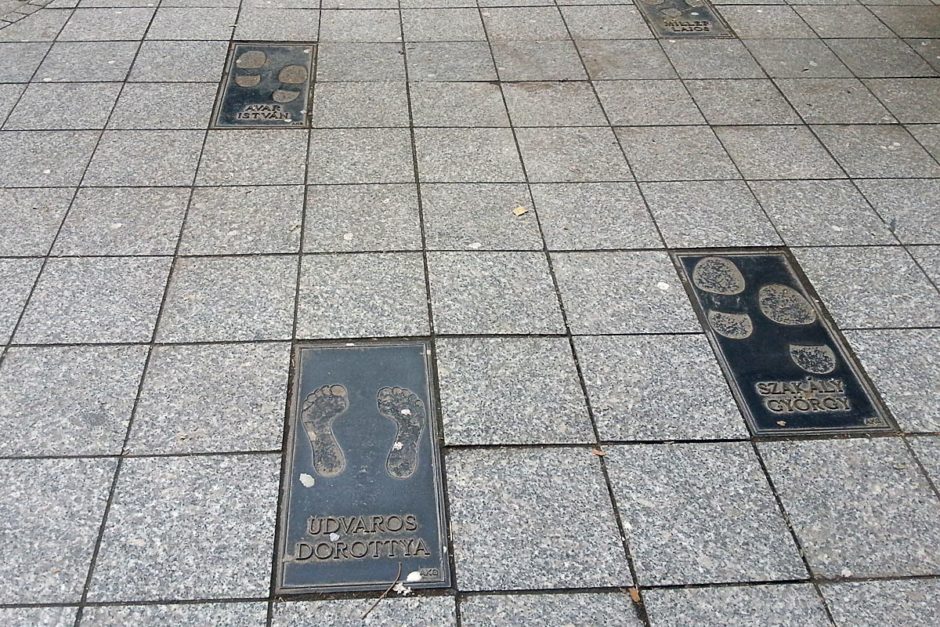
635;0;733;39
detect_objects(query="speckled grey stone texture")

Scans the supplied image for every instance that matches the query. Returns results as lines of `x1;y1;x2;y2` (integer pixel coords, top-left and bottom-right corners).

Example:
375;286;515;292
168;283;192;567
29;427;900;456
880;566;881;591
89;454;280;601
196;130;307;186
595;80;704;126
0;42;50;81
714;125;844;180
813;124;940;178
856;179;940;244
795;6;893;39
641;181;780;248
719;6;815;39
910;436;940;486
551;252;700;334
409;82;509;127
108;83;218;130
575;335;747;441
36;41;139;82
822;579;940;627
750;180;895;246
53;187;189;255
428;252;564;334
530;182;661;250
0;457;115;603
792;246;940;329
827;38;936;78
422;183;542;250
759;437;940;578
744;39;851;79
844;329;940;432
405;42;496;81
319;9;402;42
662;40;765;79
0;130;98;186
415;128;524;183
0;83;24;123
643;584;830;627
865;78;940;123
129;41;228;82
157;256;297;342
146;7;237;40
482;7;569;41
616;126;739;182
606;443;806;586
181;186;303;254
305;184;422;252
0;607;76;627
461;592;642;626
272;597;456;626
437;337;592;445
775;78;896;124
491;41;587;81
502;81;606;127
910;245;940;284
85;130;205;187
0;258;40;343
447;447;631;590
0;345;146;455
309;128;415;184
318;43;405;82
81;602;268;626
4;82;122;130
129;343;289;454
685;79;800;126
0;187;74;256
402;7;486;41
312;81;410;128
561;5;651;39
234;8;320;41
296;252;429;338
579;40;675;80
16;257;171;344
516;127;632;183
58;7;154;41
908;123;940;162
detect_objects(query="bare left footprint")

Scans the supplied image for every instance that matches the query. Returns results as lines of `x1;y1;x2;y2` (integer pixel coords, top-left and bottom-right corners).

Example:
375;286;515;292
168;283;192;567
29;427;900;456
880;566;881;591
377;386;426;480
301;384;348;478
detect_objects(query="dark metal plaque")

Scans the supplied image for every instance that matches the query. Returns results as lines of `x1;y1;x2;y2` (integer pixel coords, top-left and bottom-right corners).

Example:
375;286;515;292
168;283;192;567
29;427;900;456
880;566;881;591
213;42;313;128
674;249;894;436
635;0;733;39
275;341;450;594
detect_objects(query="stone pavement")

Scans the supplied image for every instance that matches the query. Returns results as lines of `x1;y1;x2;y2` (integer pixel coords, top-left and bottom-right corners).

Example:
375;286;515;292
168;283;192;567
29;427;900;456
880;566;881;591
1;1;939;625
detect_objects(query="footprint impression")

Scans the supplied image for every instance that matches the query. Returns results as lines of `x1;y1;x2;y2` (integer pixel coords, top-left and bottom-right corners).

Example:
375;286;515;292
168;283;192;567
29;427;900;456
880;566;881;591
301;385;349;478
233;49;307;104
376;387;426;480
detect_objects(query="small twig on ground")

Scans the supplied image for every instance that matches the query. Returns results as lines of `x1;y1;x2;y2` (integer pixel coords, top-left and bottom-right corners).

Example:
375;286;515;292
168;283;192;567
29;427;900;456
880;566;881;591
361;562;403;620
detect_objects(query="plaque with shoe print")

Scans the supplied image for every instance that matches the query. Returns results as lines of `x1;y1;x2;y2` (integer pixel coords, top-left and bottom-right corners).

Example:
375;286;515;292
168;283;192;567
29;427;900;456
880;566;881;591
212;42;313;128
275;341;451;593
635;0;733;39
674;249;895;436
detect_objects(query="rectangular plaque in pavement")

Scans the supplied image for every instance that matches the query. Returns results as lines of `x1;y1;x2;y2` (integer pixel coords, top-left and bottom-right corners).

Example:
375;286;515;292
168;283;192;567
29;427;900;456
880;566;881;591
275;341;451;594
635;0;733;39
213;42;313;128
674;249;894;436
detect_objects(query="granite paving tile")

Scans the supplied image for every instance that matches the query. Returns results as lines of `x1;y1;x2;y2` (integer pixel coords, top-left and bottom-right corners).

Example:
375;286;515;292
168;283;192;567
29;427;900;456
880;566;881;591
4;82;121;130
607;443;805;586
89;454;280;601
81;603;268;626
813;124;940;178
318;43;406;82
714;125;844;179
907;123;940;161
129;41;229;82
0;187;75;256
401;7;485;41
869;5;940;39
197;130;307;186
718;5;816;38
312;81;409;128
416;128;524;183
0;457;115;603
0;130;98;187
304;183;422;252
663;40;765;79
491;41;587;81
146;7;237;40
910;436;939;484
409;81;508;127
272;598;456;626
57;7;153;40
16;257;171;344
575;335;747;441
446;447;631;590
108;83;218;130
745;39;851;78
0;8;70;41
685;79;801;125
309;128;415;183
0;259;41;344
774;78;896;124
594;80;704;126
0;607;76;627
909;37;940;73
865;78;940;123
856;179;940;244
822;579;940;627
794;5;894;38
759;438;940;578
319;9;402;42
502;81;606;127
436;337;593;445
827;38;936;78
517;126;632;182
644;584;830;627
560;6;652;39
85;130;205;187
616;126;740;182
578;40;676;80
481;6;569;41
234;8;320;41
460;593;641;626
36;41;139;82
910;244;940;283
404;41;496;81
0;42;49;81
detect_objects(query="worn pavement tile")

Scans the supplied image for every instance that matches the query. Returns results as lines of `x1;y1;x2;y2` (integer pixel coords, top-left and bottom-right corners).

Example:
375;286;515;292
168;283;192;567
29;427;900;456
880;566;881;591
0;187;75;256
644;584;830;627
907;123;940;161
745;39;851;78
793;246;940;328
502;81;606;127
296;252;428;338
16;257;171;344
530;182;662;250
108;83;218;129
685;79;800;125
552;251;700;334
560;5;651;39
795;5;893;38
304;184;422;252
595;80;704;126
129;40;229;82
447;447;631;590
86;130;205;186
910;244;940;283
429;251;564;334
607;443;806;586
36;41;139;82
579;40;676;80
146;7;237;40
481;6;569;41
750;180;895;246
182;186;302;254
491;40;587;81
718;5;816;38
774;78;896;124
0;259;40;343
437;337;593;445
813;124;940;178
157;256;296;342
760;438;940;578
642;180;780;247
460;593;641;626
0;345;147;455
617;126;739;182
715;125;844;179
272;598;456;626
313;82;409;129
422;183;542;250
844;329;940;432
405;41;496;81
234;8;320;41
828;38;936;78
89;454;280;601
822;579;940;627
309;128;415;183
662;40;765;79
318;43;406;81
129;343;289;454
0;607;76;627
856;179;940;244
319;9;402;42
0;130;98;187
0;458;115;604
401;7;485;41
197;130;307;186
0;42;49;81
909;37;940;73
57;7;154;40
910;436;939;485
409;81;509;127
864;78;940;124
517;127;632;182
0;8;71;42
869;5;940;38
54;187;188;256
4;82;121;130
81;603;269;627
416;128;524;183
576;335;747;441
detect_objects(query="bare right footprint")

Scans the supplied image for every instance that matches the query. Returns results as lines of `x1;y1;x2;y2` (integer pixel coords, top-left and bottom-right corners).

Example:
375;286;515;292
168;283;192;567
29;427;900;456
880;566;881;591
301;384;348;478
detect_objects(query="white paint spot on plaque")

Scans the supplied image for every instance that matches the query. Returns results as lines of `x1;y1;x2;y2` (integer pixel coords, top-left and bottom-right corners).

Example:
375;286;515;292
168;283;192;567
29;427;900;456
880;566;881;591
393;441;404;451
299;473;316;487
406;571;423;582
330;532;340;541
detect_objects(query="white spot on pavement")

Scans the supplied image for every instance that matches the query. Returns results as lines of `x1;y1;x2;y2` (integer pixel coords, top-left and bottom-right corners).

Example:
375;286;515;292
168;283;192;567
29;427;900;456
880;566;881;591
656;281;670;291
